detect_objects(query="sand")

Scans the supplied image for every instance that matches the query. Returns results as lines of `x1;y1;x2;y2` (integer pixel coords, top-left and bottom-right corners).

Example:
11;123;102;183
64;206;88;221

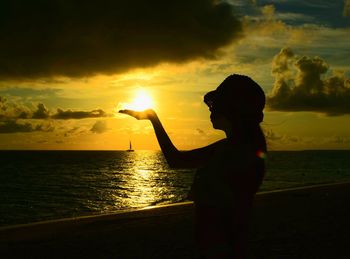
1;182;349;259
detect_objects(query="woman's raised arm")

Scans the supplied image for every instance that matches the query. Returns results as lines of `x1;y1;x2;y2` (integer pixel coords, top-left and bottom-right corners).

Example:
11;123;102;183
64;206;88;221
119;109;223;168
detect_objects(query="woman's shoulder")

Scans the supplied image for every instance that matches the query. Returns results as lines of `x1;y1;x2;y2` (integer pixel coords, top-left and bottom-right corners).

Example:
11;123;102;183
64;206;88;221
206;139;258;164
212;139;252;153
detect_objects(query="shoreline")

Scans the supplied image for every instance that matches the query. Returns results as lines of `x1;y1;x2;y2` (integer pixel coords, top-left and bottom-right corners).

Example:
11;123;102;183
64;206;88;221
1;182;350;258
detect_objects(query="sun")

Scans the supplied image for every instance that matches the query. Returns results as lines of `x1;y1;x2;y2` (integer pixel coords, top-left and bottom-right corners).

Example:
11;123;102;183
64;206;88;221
127;89;154;111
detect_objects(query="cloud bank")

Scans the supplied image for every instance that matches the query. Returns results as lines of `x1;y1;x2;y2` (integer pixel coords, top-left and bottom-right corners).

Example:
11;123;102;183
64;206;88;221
0;98;108;134
51;108;106;120
0;98;107;120
0;120;54;134
0;0;242;80
267;48;350;115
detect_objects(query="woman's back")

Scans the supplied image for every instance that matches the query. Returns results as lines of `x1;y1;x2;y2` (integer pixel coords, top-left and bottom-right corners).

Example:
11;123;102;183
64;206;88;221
190;139;264;209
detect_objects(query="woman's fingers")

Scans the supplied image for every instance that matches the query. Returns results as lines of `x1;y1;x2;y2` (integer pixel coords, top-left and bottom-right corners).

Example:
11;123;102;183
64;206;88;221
118;109;133;116
119;109;138;118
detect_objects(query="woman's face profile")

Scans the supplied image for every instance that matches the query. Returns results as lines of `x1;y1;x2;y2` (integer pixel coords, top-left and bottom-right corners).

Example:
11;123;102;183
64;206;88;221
210;111;231;130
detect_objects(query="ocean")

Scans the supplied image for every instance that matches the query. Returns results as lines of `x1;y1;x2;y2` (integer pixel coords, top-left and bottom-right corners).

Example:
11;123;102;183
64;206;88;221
0;150;349;227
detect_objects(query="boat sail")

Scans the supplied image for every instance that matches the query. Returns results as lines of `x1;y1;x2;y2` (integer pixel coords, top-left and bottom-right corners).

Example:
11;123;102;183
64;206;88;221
127;141;134;152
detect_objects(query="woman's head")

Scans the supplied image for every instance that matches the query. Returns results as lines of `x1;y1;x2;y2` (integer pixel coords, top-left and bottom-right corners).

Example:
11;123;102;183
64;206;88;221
206;74;267;173
204;74;265;127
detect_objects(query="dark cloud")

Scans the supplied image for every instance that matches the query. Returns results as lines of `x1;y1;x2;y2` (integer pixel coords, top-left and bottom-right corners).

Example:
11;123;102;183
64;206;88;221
90;120;108;134
51;108;106;120
0;96;31;119
267;48;350;116
0;0;242;80
0;120;54;134
0;120;34;133
0;96;107;120
32;103;50;119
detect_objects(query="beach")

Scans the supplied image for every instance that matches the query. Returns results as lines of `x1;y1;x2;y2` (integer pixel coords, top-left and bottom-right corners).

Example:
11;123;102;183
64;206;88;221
1;182;349;259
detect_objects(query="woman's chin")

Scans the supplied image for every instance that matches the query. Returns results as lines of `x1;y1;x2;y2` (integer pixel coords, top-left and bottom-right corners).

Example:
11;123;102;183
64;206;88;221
211;122;220;130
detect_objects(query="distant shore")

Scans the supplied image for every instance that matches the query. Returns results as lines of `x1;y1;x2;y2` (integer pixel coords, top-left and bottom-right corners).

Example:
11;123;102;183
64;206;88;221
1;182;350;258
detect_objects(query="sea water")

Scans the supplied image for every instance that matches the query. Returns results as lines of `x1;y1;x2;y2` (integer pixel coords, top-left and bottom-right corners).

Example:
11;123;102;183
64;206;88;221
0;150;349;227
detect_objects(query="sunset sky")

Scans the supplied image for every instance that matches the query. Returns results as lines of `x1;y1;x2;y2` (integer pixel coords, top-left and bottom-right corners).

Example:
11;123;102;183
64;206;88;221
0;0;349;150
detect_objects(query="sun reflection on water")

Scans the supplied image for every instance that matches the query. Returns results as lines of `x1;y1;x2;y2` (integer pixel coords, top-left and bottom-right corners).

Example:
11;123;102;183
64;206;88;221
74;150;194;215
106;151;190;209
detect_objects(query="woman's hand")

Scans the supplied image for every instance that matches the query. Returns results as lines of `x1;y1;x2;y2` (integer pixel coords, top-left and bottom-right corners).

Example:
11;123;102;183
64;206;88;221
118;109;157;121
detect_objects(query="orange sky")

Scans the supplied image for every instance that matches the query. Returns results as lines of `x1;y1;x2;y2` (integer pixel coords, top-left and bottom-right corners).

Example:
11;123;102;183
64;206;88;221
0;1;349;150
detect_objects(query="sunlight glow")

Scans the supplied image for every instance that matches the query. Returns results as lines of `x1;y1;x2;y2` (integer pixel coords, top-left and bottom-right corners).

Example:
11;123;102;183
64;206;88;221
125;89;155;111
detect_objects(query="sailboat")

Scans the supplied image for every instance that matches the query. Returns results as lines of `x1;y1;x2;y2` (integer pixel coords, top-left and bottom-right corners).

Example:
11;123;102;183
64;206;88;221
127;141;134;152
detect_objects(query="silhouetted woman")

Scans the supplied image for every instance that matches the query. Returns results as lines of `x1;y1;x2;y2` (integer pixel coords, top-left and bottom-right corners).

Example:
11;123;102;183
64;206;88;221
119;74;267;258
